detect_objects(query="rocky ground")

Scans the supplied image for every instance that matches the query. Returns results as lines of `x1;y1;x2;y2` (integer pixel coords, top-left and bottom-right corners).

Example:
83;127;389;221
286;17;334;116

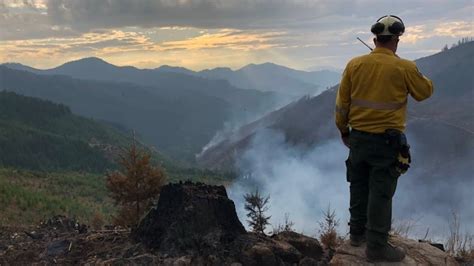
0;182;469;265
331;235;463;266
0;218;328;265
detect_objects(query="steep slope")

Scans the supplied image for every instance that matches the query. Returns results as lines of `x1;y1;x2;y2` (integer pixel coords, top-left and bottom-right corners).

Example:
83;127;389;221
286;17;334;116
196;90;338;170
0;67;231;162
0;91;129;172
198;41;474;171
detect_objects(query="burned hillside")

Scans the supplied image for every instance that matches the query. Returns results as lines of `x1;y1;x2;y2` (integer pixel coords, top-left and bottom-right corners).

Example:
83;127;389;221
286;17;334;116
1;182;465;265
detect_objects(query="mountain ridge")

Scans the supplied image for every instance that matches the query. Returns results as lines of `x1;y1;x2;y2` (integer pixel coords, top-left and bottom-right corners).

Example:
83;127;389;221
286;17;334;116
2;58;341;98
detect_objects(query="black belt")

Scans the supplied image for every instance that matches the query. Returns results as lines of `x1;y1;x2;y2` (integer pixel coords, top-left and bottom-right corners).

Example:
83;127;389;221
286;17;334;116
351;129;386;138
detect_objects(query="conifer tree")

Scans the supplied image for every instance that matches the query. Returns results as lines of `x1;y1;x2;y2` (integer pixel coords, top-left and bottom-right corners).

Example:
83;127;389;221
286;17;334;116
244;189;271;235
106;141;166;226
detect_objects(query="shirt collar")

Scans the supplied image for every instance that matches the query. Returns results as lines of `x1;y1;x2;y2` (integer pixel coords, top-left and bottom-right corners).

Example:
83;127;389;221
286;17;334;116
371;47;395;56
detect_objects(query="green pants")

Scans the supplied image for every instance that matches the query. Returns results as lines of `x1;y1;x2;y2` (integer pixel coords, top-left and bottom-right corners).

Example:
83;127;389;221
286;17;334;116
346;130;401;248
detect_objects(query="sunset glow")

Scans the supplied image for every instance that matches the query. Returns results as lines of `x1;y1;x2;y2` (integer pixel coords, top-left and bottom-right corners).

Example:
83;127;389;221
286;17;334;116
1;0;472;70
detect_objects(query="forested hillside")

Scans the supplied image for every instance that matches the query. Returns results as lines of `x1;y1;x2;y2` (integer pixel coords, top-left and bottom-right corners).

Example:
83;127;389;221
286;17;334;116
0;91;130;172
0;91;234;225
0;67;232;162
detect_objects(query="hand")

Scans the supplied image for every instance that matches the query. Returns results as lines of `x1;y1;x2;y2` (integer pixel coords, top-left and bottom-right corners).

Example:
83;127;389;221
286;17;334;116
341;131;350;148
342;135;350;148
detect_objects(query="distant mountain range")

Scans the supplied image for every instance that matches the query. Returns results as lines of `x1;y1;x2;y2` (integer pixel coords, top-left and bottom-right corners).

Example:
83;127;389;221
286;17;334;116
4;59;341;98
172;62;341;97
1;58;339;162
2;58;281;115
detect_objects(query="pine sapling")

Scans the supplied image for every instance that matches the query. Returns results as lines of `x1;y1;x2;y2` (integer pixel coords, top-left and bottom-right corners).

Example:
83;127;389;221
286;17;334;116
318;204;342;250
244;189;271;235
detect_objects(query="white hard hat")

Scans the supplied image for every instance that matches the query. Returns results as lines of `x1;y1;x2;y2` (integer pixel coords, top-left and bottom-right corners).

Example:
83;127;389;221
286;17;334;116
371;15;405;36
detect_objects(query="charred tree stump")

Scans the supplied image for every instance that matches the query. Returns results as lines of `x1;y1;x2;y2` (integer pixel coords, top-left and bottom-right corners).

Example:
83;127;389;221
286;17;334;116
133;182;246;256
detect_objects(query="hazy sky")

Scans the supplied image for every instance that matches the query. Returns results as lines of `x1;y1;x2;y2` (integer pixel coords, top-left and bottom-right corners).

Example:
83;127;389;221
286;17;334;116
1;0;472;70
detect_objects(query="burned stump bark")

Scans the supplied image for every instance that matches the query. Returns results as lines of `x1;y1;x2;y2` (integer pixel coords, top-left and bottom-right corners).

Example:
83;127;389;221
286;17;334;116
133;182;246;256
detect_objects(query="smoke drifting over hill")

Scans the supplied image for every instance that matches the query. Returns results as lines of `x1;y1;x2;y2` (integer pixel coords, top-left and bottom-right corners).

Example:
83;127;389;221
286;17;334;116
228;128;474;241
228;129;349;235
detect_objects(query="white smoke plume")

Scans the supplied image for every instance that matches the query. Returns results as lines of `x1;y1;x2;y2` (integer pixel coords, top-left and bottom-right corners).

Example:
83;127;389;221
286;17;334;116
228;129;350;236
228;128;474;242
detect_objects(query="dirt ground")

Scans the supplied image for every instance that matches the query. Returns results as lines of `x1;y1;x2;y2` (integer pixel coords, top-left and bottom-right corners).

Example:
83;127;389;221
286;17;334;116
0;216;154;265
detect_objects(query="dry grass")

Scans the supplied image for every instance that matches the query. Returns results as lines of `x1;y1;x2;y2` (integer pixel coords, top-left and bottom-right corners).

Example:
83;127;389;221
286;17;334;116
446;211;474;263
272;213;295;235
391;218;420;238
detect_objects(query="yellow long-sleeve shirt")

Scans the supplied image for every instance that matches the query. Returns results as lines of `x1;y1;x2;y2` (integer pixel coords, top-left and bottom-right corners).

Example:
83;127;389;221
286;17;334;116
335;47;433;134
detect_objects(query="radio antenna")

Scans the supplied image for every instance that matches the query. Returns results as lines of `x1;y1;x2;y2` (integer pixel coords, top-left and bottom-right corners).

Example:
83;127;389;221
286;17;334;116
357;37;373;51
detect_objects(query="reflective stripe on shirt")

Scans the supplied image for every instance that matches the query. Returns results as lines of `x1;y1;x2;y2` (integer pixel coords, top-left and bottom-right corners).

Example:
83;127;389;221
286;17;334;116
352;98;407;111
335;105;349;115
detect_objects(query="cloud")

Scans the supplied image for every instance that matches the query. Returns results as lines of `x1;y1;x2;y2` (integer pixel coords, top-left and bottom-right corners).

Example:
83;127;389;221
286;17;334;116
40;0;473;33
402;21;474;44
0;0;76;41
2;0;46;9
159;29;286;51
1;0;472;70
435;21;474;38
44;0;329;31
0;29;153;66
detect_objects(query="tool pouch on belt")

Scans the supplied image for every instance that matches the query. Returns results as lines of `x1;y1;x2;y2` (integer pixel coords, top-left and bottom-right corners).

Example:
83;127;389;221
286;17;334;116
384;129;411;175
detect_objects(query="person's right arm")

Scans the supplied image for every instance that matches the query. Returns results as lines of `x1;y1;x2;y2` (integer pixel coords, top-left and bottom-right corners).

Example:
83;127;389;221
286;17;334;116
405;63;434;101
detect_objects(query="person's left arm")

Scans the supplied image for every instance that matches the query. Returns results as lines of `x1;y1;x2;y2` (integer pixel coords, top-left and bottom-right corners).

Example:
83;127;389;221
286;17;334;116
335;62;352;147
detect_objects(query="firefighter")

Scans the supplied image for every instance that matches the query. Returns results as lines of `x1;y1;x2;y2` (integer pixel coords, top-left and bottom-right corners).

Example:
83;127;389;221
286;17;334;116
335;15;433;262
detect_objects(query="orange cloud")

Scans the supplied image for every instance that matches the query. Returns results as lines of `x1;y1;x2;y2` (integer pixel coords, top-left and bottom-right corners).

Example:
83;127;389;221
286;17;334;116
3;0;47;9
402;21;473;44
0;29;153;67
434;21;473;38
402;25;427;44
158;29;286;51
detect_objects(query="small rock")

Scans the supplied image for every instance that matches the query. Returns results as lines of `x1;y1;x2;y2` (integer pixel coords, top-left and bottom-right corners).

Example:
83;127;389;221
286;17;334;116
273;231;324;260
299;256;319;266
129;254;157;264
271;239;302;263
330;235;458;265
242;244;278;266
24;231;44;240
418;240;445;252
46;239;71;257
173;255;193;266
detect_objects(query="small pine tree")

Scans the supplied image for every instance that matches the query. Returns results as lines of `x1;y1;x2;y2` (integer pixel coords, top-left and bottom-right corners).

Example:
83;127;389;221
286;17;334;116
244;189;271;235
318;204;342;250
106;141;166;227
